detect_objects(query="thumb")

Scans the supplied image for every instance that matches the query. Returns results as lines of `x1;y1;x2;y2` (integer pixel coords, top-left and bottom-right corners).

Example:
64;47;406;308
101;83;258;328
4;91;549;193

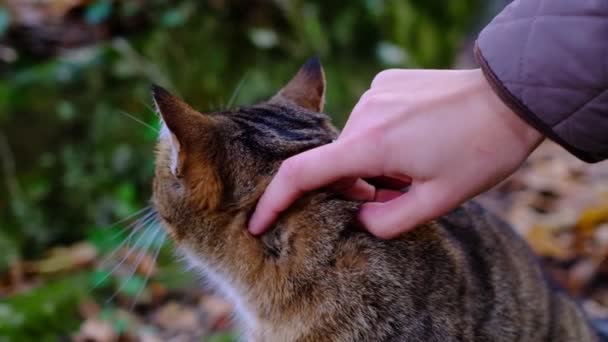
358;183;451;239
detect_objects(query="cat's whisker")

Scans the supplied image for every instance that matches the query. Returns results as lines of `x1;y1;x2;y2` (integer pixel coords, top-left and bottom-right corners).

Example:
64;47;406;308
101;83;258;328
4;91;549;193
96;211;158;270
138;98;160;116
107;207;155;242
106;217;156;266
117;110;160;133
93;218;159;288
105;224;163;304
130;232;166;310
114;209;157;239
109;206;152;228
226;72;249;108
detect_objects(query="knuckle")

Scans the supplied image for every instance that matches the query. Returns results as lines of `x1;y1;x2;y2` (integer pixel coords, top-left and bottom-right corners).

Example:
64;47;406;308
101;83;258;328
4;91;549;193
279;157;302;180
365;124;390;159
370;69;398;88
357;92;381;111
417;186;449;221
364;123;386;141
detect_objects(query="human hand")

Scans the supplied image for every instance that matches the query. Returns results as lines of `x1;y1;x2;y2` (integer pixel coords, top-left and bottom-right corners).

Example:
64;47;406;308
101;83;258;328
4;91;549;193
248;69;543;238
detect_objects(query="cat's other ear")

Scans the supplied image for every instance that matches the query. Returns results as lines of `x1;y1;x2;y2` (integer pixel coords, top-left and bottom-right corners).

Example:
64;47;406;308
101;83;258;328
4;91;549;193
152;85;198;177
151;85;213;143
152;85;223;210
272;57;326;112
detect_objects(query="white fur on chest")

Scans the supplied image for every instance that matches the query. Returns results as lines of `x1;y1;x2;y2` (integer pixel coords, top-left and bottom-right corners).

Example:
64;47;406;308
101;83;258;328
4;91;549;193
180;249;259;334
179;249;314;342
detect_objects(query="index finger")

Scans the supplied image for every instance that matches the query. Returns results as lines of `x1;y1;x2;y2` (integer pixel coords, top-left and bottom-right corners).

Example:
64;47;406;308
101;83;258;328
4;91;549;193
248;140;382;234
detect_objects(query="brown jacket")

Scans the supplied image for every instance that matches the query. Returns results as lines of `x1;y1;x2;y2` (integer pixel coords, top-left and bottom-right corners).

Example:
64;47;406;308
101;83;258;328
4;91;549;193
476;0;608;163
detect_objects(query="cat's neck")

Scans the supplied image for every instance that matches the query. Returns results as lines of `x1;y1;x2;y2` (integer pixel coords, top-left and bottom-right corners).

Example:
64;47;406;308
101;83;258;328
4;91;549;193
182;193;360;334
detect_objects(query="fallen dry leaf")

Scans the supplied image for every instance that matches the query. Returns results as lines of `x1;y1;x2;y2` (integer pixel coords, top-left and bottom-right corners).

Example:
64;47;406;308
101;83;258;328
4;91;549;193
526;225;573;260
6;0;93;26
566;259;602;295
138;330;164;342
79;298;101;320
200;295;233;330
576;206;608;236
154;301;201;332
8;258;24;291
73;318;117;342
33;241;98;274
115;247;158;278
148;282;168;303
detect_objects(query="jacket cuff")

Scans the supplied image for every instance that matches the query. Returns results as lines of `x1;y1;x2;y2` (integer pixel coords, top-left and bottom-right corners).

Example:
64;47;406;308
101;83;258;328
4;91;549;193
474;43;599;163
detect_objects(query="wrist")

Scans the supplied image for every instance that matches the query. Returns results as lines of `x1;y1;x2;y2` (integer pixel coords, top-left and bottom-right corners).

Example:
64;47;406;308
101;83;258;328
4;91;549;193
474;69;544;153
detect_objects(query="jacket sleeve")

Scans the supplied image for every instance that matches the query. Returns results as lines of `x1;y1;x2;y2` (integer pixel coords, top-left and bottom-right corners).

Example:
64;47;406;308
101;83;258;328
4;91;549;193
475;0;608;163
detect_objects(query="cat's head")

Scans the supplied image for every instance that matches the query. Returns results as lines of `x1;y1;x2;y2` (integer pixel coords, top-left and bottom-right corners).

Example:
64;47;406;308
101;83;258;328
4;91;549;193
152;58;338;246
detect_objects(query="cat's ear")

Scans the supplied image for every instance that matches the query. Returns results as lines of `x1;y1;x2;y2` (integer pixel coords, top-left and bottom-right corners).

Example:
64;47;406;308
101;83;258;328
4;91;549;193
272;57;326;112
152;85;199;178
151;85;212;143
152;85;223;210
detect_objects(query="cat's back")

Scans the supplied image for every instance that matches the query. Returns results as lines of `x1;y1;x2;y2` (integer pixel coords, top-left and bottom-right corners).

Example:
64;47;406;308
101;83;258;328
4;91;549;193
321;201;597;341
441;202;596;341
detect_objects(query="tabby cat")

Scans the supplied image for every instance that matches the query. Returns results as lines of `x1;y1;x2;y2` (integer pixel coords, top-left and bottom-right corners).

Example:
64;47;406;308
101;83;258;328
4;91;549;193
151;58;598;341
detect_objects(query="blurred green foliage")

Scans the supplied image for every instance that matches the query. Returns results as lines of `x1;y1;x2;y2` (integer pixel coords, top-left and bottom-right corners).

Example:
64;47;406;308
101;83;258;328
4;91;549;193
0;0;483;270
0;273;87;340
0;1;486;339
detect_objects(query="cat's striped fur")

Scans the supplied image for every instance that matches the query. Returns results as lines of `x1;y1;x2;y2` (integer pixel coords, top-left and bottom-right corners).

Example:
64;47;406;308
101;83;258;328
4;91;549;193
151;58;598;341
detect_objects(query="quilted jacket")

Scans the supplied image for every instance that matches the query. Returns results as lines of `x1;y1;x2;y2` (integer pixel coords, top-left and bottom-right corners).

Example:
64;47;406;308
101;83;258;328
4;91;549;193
475;0;608;163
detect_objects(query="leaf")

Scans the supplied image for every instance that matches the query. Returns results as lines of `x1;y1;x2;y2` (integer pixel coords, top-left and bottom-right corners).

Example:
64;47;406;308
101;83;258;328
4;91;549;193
161;9;186;28
87;226;126;254
89;269;113;289
97;307;139;335
566;259;601;295
115;182;136;204
0;231;19;274
248;28;279;49
526;225;573;260
207;332;238;342
73;319;116;342
85;0;113;25
0;274;87;340
376;41;408;66
33;242;98;274
0;8;10;38
160;2;195;28
200;295;233;330
120;1;142;18
153;302;199;331
116;274;147;298
576;206;608;236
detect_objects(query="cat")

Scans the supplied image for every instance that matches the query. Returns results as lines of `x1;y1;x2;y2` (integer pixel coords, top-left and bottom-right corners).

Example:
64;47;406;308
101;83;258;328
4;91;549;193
151;58;598;341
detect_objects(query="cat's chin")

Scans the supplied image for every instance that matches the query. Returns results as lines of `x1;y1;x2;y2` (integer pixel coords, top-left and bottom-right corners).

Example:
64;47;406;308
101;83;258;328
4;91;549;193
177;247;259;333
